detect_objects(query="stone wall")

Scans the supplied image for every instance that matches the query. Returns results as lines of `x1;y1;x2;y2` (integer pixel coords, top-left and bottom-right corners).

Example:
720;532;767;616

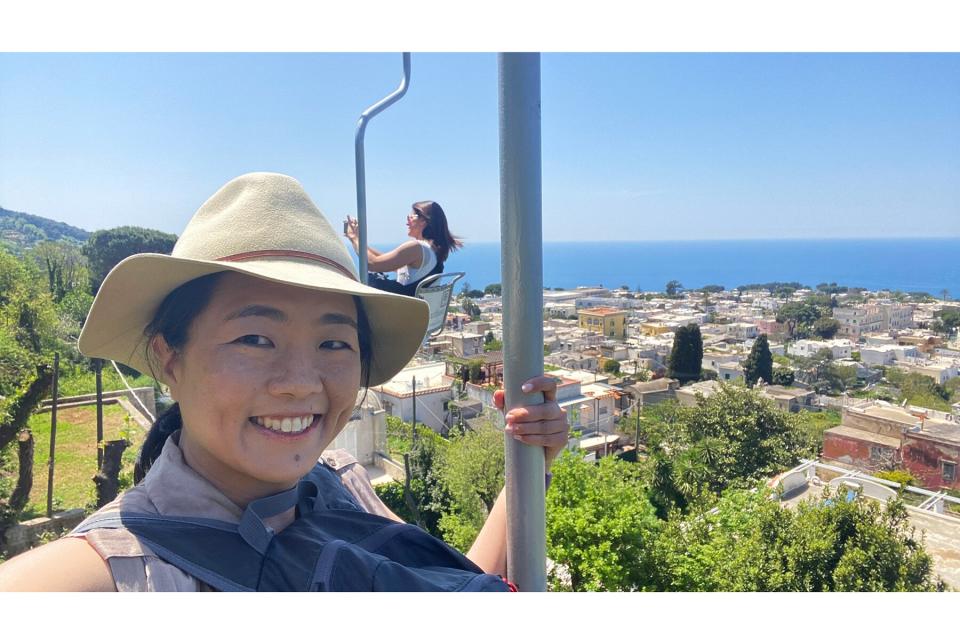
2;509;85;557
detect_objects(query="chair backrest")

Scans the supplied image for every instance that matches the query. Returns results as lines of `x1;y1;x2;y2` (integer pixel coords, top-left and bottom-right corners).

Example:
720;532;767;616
415;272;465;338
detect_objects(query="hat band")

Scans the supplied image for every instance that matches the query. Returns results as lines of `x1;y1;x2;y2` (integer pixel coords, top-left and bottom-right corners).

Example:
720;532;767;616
218;250;358;281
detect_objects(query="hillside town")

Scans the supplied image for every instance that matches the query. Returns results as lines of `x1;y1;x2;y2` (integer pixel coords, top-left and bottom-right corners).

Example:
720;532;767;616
339;281;960;586
373;282;959;475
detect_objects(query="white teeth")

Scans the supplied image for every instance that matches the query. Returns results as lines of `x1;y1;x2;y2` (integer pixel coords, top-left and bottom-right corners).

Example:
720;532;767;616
254;415;314;434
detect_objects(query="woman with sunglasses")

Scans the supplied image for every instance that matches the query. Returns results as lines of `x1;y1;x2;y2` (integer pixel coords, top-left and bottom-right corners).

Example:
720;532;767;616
344;201;462;296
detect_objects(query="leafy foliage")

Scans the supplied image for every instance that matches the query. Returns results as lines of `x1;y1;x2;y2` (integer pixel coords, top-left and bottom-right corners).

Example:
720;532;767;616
83;226;176;292
772;368;795;386
546;452;660;591
812;317;841;339
640;386;809;516
461;299;481;320
776;300;826;337
885;369;952;411
650;486;941;591
26;241;90;303
816;282;848;294
738;281;807;297
667;324;702;384
0;250;58;395
435;420;505;551
483;283;501;296
875;469;918;487
743;333;773;386
931;307;960;336
384;416;451;537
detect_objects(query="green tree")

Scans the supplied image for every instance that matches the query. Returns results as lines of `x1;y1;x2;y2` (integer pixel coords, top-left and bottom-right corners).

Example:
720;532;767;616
602;359;621;375
483;339;502;353
0;250;58;391
665;280;683;297
776;301;824;338
380;416;451;537
886;369;952;411
483;283;502;296
743;333;774;387
931;307;960;336
467;359;484;383
83;226;177;292
771;368;795;386
667;324;702;385
650;486;940;591
546;452;661;591
435;420;505;551
640;385;808;515
26;241;89;302
461;299;481;320
812;317;841;339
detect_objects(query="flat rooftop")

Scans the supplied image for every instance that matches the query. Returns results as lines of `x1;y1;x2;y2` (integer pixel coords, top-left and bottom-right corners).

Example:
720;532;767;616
910;420;960;446
824;425;901;449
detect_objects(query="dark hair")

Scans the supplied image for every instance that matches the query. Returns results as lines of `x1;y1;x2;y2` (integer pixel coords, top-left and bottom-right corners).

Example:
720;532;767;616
413;201;462;265
134;272;374;483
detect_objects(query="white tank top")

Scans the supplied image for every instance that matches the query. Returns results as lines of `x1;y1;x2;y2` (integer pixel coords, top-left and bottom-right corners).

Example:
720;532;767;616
397;240;438;285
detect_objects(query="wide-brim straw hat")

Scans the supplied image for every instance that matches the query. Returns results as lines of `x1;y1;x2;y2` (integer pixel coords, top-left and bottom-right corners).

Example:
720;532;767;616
78;172;428;387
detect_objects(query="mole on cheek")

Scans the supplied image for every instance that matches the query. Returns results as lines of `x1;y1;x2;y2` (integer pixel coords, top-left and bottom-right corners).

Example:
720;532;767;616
294;454;301;462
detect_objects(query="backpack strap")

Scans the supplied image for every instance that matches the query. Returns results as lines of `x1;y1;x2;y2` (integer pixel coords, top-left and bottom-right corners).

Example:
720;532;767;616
73;511;258;592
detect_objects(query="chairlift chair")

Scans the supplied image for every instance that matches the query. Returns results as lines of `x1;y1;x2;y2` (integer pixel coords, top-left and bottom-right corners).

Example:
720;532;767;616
414;271;465;341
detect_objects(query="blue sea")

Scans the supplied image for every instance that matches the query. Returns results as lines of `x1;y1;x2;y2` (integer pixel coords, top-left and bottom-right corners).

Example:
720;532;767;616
434;238;960;294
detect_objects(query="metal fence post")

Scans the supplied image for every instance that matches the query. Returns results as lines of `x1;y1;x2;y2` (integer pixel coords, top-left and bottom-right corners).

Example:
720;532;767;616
95;358;104;470
46;352;60;517
498;52;546;591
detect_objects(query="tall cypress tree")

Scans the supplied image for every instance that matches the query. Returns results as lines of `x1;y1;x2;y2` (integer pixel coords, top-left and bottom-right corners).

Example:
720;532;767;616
743;333;774;386
667;324;703;384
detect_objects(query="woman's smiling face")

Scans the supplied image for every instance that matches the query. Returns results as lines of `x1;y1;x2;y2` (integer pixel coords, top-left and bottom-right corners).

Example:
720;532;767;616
155;271;363;505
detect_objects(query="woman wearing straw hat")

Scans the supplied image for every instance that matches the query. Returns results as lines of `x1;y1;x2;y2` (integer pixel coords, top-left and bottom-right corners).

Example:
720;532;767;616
0;173;567;591
344;200;462;296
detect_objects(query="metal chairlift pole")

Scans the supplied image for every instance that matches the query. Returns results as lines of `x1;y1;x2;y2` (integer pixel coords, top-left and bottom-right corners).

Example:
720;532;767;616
355;53;412;284
498;53;546;591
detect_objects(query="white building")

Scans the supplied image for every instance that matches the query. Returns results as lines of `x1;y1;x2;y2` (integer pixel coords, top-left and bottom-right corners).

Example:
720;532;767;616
449;332;484;358
370;362;454;434
787;339;854;360
834;306;883;340
859;344;920;366
724;322;759;341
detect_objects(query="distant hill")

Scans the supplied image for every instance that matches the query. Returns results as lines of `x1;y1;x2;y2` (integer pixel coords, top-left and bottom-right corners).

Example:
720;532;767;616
0;206;90;254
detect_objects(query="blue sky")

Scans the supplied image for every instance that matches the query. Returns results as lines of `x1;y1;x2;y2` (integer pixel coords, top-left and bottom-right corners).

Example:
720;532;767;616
1;53;957;243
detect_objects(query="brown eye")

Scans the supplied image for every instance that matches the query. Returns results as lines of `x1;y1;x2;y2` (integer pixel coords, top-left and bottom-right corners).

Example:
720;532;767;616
320;340;353;351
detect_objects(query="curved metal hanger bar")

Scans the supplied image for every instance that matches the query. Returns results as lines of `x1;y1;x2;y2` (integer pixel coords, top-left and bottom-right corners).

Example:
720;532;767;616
354;53;412;284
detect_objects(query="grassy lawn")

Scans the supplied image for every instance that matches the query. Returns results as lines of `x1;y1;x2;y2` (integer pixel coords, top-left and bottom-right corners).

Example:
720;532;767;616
795;408;841;455
11;404;145;520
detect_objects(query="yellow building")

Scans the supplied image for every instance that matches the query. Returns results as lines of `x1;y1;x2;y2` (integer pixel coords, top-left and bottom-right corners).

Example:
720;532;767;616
640;322;672;336
578;307;627;339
